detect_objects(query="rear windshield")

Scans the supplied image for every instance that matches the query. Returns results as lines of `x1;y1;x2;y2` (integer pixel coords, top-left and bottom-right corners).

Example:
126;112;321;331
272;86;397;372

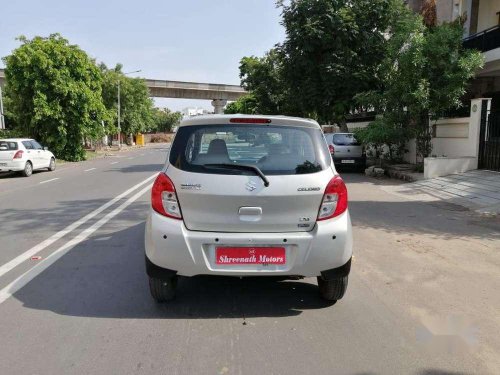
0;141;18;151
331;134;360;146
169;124;331;175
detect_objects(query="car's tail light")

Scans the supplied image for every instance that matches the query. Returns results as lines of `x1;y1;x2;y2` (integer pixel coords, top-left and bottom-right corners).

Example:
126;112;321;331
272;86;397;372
151;173;182;219
317;176;348;221
13;150;23;159
328;145;335;154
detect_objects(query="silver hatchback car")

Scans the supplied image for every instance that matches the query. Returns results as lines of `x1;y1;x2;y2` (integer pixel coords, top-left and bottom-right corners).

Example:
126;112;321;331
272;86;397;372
145;115;353;302
324;133;366;170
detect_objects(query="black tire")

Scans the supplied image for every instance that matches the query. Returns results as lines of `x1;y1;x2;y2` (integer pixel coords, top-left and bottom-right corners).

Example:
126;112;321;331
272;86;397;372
48;157;56;171
21;161;33;177
317;276;348;301
148;276;177;302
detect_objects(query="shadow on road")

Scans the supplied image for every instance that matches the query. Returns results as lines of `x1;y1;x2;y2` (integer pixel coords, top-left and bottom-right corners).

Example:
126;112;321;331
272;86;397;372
0;170;48;179
116;163;163;174
13;221;334;320
349;199;500;240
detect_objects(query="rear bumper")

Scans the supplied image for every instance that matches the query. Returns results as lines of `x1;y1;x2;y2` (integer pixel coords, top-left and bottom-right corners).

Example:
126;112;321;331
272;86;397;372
145;209;353;278
0;160;24;172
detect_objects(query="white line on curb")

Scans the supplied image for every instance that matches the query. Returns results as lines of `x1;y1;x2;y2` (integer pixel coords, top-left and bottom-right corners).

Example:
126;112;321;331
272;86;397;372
0;183;153;305
39;178;59;184
0;174;157;280
110;161;119;165
84;168;96;172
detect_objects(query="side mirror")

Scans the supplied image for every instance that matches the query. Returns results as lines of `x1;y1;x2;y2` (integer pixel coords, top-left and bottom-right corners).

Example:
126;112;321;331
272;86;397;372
43;146;48;151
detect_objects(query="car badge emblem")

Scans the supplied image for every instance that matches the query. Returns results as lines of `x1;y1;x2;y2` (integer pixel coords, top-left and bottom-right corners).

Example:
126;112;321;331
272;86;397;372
245;181;257;192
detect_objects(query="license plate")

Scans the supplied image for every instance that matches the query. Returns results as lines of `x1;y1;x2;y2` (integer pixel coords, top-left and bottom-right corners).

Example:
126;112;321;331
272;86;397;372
341;160;355;164
0;163;7;167
216;247;286;265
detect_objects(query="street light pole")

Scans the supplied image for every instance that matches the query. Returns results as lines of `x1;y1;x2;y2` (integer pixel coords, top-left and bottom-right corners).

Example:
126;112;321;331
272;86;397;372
117;80;121;148
0;86;5;130
116;69;141;149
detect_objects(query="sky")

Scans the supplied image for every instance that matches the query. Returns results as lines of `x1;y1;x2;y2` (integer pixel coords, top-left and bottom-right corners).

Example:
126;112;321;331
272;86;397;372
0;0;285;111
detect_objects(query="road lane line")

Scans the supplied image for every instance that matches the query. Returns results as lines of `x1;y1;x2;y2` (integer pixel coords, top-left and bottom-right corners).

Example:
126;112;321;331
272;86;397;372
140;154;145;156
0;174;157;279
84;168;96;172
0;183;153;305
39;178;60;184
110;161;119;165
127;157;135;160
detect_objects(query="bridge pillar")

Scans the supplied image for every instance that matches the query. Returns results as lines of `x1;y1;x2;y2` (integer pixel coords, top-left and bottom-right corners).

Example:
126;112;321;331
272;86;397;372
211;99;227;114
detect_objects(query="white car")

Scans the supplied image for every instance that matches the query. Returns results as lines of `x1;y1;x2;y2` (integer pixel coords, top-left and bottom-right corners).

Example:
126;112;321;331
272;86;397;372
0;138;56;177
145;115;353;302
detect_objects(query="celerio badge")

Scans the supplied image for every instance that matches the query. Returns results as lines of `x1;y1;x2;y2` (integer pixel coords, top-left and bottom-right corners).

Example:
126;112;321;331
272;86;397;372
297;187;321;192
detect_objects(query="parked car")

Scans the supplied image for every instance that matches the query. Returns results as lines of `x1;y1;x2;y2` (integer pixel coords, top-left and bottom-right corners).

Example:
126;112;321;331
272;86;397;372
145;115;353;302
0;138;56;177
324;133;366;171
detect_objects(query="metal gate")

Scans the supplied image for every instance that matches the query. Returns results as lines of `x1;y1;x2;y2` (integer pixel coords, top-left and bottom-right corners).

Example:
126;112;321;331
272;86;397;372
478;102;500;171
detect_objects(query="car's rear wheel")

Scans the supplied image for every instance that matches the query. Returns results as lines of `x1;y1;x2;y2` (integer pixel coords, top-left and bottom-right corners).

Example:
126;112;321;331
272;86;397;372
148;276;177;302
21;161;33;177
48;157;56;171
317;275;348;301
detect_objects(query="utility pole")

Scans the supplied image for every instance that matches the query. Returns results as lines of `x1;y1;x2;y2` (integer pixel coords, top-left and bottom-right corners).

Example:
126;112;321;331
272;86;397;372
117;80;121;148
0;86;5;130
116;70;141;149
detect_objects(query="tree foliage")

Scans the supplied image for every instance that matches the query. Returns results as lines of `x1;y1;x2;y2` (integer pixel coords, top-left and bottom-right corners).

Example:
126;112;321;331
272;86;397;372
357;5;484;160
224;94;259;114
3;34;108;161
100;64;155;136
238;50;291;115
278;0;398;130
152;107;182;132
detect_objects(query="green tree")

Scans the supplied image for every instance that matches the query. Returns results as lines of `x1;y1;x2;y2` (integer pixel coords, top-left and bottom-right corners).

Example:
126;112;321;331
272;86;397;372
278;0;398;130
3;34;108;161
238;50;292;115
358;5;483;161
100;64;155;138
224;94;258;114
152;107;182;132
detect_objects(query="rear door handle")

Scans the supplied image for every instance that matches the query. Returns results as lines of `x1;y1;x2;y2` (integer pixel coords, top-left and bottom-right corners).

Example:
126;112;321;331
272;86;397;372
239;207;262;216
238;207;262;222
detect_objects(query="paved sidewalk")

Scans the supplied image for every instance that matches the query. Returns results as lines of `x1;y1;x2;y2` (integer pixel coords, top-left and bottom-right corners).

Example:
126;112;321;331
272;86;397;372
381;169;500;215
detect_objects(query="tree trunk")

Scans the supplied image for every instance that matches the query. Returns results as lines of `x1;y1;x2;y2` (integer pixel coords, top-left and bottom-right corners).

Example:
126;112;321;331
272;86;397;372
338;117;349;132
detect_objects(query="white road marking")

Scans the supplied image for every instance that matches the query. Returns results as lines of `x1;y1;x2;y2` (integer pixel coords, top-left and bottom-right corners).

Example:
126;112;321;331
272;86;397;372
127;157;134;160
0;183;153;304
0;174;157;280
110;161;119;165
84;168;96;172
140;154;145;156
39;178;59;184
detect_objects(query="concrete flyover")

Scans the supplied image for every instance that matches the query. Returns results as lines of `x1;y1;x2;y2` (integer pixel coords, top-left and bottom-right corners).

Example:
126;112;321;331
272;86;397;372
0;68;247;113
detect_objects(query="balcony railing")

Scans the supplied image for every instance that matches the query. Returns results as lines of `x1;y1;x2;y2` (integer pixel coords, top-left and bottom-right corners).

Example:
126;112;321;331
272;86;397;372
463;25;500;53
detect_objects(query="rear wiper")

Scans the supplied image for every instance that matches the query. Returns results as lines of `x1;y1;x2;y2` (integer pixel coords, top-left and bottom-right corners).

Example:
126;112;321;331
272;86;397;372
203;163;270;187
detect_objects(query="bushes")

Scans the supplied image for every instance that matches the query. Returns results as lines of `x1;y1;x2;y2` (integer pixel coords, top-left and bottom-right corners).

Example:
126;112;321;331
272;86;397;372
0;128;26;139
354;118;412;163
149;133;173;143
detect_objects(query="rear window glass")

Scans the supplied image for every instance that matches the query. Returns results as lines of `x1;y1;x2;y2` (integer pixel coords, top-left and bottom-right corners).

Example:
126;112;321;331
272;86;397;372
332;134;360;146
22;141;34;150
0;141;18;151
169;124;331;175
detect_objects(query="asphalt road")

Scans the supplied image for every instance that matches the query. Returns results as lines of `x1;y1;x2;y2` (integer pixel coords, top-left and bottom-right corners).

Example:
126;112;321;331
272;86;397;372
0;148;499;375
